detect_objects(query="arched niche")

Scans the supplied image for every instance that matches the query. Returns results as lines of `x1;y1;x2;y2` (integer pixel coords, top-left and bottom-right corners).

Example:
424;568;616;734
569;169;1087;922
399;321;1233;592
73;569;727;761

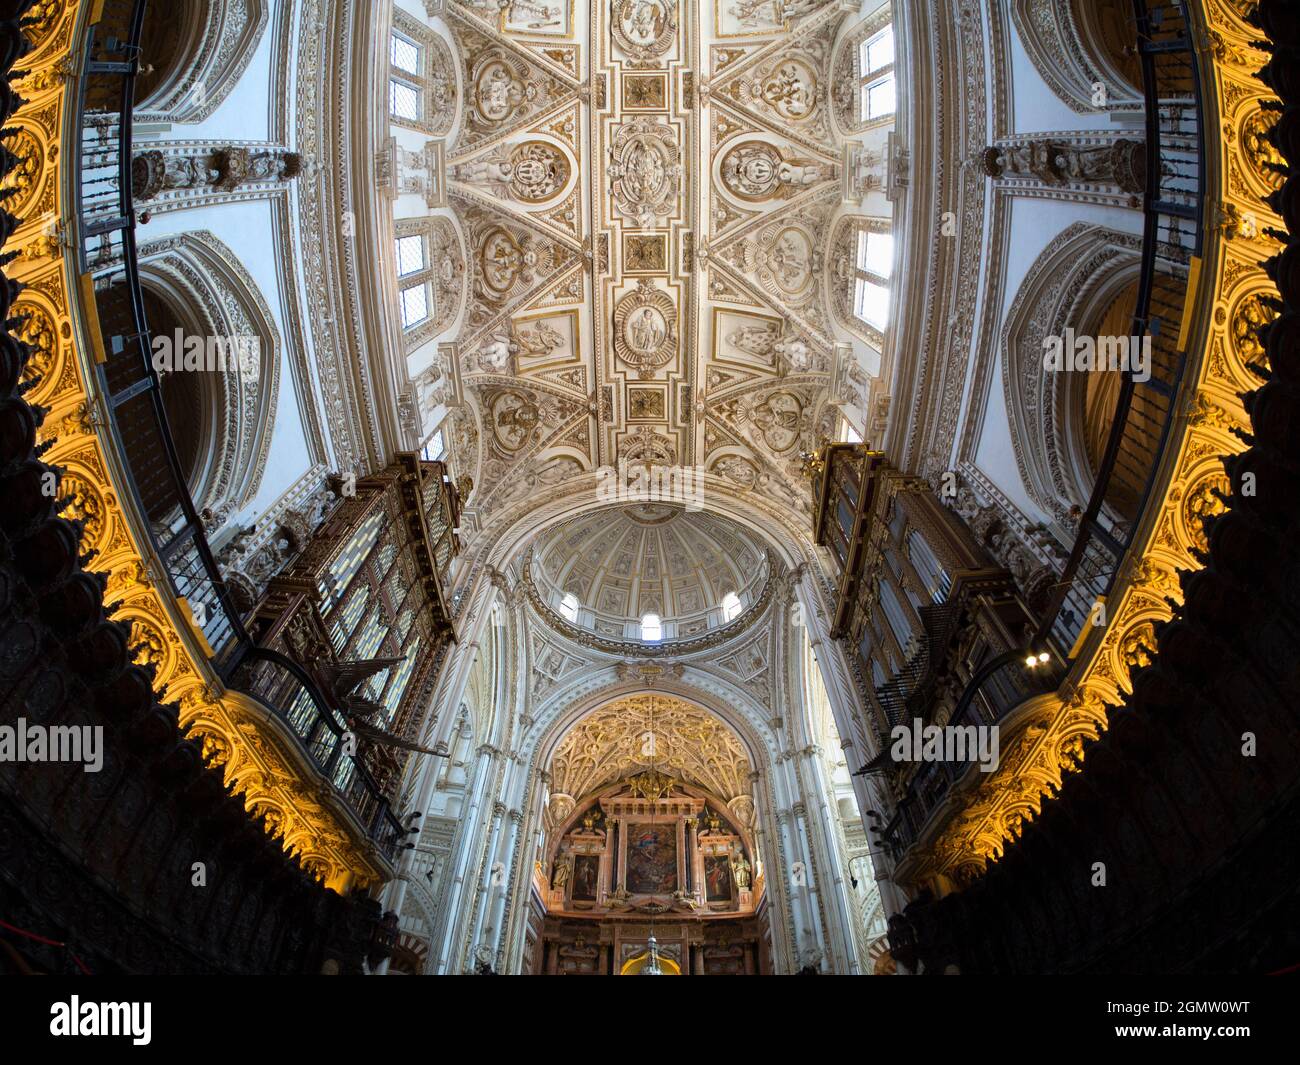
1068;276;1156;523
1010;0;1142;114
999;222;1143;527
135;231;282;531
524;689;777;974
134;0;269;123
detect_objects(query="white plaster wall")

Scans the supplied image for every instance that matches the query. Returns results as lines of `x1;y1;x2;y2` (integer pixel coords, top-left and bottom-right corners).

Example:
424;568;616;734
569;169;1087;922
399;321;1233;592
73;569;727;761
132;196;316;523
968;195;1144;519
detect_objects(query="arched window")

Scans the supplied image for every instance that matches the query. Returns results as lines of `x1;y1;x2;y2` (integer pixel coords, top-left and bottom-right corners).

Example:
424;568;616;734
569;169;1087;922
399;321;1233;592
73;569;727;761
831;217;893;345
640;613;662;642
559;592;579;622
392;217;465;351
853;228;893;330
722;591;742;623
858;26;896;122
387;11;456;136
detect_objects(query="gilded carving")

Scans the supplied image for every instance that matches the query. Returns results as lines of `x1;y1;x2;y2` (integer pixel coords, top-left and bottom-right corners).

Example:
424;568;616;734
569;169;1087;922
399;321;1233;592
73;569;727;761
611;0;678;66
549;694;751;802
19;0;390;894
1239;105;1285;193
612;281;678;378
609;117;681;228
719;140;826;202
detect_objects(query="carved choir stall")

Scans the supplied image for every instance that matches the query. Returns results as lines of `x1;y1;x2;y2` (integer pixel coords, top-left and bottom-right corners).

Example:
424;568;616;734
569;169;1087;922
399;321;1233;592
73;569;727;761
531;770;771;974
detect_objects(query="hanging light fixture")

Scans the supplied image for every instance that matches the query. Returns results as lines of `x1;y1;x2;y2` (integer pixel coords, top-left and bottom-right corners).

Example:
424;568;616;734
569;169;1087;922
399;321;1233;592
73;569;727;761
640;933;664;976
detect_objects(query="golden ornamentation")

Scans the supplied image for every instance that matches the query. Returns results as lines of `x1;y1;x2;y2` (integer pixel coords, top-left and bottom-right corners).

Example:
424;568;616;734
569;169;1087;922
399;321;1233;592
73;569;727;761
897;5;1257;886
1240;105;1285;192
16;1;389;893
627;768;677;800
549;694;751;802
1119;621;1157;673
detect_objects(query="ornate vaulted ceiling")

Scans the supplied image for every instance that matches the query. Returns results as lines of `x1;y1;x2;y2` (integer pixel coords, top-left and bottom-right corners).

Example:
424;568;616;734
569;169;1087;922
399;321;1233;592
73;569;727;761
530;502;769;637
548;694;753;803
418;0;877;542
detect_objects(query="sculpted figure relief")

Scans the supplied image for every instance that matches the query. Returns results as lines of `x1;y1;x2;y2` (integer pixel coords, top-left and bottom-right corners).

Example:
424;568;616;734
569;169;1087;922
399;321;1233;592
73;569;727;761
477;227;538;299
552;849;574;890
612;0;677;64
452;156;514;186
612;281;678;377
751;390;805;452
514;320;566;359
609;118;682;227
720;141;826;202
757;59;818;120
727;322;780;358
470;52;539;130
133;147;302;201
475;334;516;373
982;139;1146;194
452;141;569;203
491;390;543;452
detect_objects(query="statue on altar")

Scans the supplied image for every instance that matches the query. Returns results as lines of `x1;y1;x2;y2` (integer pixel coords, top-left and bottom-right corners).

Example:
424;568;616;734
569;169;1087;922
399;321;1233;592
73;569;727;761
730;845;752;891
552;849;574;891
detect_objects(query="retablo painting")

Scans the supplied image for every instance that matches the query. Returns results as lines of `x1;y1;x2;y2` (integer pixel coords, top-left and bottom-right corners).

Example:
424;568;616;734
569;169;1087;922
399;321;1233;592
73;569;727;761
626;824;678;893
572;854;600;901
704;854;733;901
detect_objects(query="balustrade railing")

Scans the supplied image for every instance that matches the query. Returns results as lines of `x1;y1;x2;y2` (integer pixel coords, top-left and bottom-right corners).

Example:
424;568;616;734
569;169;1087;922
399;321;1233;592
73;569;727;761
882;0;1206;859
70;0;402;860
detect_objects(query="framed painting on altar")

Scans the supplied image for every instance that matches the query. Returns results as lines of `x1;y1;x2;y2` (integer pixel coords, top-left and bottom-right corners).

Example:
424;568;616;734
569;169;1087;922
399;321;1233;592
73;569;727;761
704;854;733;902
572;854;599;901
626;824;678;894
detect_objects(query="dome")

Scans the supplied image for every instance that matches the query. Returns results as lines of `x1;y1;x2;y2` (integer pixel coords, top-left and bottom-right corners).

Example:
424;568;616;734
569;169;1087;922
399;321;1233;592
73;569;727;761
528;503;770;647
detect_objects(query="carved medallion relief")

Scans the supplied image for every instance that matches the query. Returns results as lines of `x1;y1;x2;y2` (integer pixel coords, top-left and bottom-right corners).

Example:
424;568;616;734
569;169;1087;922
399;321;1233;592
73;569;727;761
609;117;682;228
452;140;572;204
719;140;827;202
611;0;679;66
613;280;678;378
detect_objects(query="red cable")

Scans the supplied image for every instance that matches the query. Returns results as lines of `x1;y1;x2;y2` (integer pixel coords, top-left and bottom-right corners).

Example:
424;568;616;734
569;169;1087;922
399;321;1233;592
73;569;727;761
0;917;93;974
0;916;65;947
